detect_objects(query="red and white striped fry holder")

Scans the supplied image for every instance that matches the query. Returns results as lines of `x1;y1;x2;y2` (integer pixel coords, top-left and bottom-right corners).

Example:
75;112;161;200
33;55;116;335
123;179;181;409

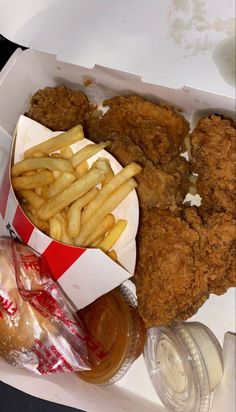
0;116;139;310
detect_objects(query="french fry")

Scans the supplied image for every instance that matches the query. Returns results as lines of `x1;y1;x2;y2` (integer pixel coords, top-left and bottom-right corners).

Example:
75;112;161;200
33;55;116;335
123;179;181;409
60;146;73;159
31;151;45;158
62;233;74;245
50;153;62;158
19;189;45;209
34;187;43;196
97;220;127;252
75;160;89;177
67;188;98;238
91;237;104;247
24;202;35;214
52;170;61;179
47;172;76;198
54;212;74;245
102;162;114;186
82;162;141;225
106;250;117;261
61;207;69;220
12;157;73;176
49;217;62;241
23;171;37;177
24;124;84;158
71;141;110;168
83;214;115;247
20;203;49;233
34;186;48;198
37;159;110;221
12;170;54;190
75;179;137;245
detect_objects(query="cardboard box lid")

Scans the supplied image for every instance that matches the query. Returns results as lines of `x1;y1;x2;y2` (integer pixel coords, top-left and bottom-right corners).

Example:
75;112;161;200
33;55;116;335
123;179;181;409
0;0;235;97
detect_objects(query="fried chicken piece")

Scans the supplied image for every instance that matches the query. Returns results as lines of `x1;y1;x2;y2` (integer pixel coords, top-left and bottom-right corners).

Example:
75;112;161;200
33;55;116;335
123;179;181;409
190;115;236;215
89;95;189;163
137;159;189;209
134;208;206;326
103;137;189;209
184;207;236;294
26;85;91;131
134;207;236;327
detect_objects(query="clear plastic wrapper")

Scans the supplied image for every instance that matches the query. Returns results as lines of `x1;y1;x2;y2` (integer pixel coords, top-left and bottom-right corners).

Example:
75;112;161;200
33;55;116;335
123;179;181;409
0;238;93;375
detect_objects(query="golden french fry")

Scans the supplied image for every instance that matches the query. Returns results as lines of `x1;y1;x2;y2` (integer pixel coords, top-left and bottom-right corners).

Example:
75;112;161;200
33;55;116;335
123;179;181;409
37;159;110;221
91;237;104;247
24;125;84;158
34;186;48;198
67;208;82;238
97;220;127;252
12;157;73;176
102;163;114;186
76;179;137;246
23;171;37;177
61;233;74;245
19;189;45;209
67;188;98;238
71;141;110;168
50;153;62;158
12;170;54;190
24;202;35;214
106;250;117;261
54;212;74;245
75;160;89;177
60;146;73;159
61;207;69;220
34;187;43;196
31;151;45;158
20;202;49;233
47;172;76;198
83;214;115;247
52;170;61;179
49;217;62;241
82;162;141;225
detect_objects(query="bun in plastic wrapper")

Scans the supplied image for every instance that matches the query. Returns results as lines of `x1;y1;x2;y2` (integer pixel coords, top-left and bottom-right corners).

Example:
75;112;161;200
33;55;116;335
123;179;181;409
0;238;92;375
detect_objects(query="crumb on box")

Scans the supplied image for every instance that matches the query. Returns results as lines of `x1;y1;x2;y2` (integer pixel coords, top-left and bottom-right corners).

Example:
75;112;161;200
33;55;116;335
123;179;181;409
84;79;92;87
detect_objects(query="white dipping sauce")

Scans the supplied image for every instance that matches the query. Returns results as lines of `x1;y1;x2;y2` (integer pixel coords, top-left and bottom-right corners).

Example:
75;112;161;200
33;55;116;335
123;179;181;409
186;323;223;391
145;322;224;412
156;337;187;393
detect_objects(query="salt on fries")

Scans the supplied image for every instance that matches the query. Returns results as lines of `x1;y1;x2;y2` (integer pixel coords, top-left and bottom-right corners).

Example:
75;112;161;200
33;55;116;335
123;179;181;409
11;125;141;258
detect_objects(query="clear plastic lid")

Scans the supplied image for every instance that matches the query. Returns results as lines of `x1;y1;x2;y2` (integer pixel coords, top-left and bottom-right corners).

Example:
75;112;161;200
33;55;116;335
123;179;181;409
144;322;224;412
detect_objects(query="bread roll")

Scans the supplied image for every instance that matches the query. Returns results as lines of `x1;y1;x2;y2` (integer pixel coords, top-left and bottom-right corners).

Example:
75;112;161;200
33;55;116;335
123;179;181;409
0;249;56;362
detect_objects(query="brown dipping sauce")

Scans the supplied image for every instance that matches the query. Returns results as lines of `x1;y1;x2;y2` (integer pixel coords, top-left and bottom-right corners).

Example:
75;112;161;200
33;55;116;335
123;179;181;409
77;285;146;385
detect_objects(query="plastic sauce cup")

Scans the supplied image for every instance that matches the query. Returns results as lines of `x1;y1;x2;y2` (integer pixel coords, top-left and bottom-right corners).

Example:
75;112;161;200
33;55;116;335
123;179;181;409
144;322;223;412
77;284;146;385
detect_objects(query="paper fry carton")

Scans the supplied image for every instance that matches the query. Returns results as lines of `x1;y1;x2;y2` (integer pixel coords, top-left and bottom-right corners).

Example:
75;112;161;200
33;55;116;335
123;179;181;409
0;114;139;310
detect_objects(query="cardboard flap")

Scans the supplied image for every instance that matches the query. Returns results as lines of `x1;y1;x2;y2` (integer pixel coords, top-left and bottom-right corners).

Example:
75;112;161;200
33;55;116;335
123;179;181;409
0;0;235;96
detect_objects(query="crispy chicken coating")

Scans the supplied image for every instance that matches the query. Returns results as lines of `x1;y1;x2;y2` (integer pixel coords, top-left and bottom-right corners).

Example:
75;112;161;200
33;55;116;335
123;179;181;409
89;96;190;209
134;207;235;327
89;95;189;163
185;207;236;294
96;136;189;209
190;115;236;215
26;85;91;131
136;158;189;209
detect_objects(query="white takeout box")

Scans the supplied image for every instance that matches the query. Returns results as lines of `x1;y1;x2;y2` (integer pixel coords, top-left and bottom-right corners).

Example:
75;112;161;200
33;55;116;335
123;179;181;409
1;114;139;310
0;2;235;411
